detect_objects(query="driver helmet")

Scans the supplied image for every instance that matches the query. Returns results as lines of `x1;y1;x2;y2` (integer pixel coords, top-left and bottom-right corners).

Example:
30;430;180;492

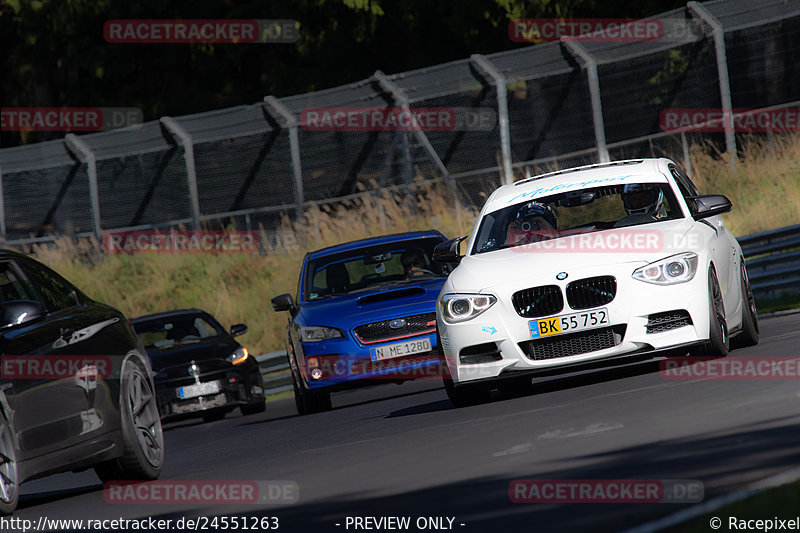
622;183;666;217
515;201;557;231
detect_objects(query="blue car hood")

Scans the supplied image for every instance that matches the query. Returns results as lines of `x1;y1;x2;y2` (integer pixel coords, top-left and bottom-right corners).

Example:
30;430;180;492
299;277;445;328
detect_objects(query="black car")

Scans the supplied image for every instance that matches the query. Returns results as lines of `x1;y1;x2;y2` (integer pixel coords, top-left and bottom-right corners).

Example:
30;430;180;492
0;250;163;515
131;309;266;423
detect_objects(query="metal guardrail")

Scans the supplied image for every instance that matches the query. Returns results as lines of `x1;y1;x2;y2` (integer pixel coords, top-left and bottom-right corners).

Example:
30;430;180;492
255;224;800;397
739;224;800;296
256;350;291;396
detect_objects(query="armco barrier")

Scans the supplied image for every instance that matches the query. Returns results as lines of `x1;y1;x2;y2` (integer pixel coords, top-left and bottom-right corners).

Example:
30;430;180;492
738;224;800;298
256;224;800;397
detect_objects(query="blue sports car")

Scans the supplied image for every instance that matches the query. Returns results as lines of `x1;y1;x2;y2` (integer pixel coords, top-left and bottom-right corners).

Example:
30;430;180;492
271;230;452;414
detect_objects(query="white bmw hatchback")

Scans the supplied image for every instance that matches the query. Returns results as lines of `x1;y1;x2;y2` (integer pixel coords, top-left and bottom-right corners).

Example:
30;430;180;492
434;158;759;406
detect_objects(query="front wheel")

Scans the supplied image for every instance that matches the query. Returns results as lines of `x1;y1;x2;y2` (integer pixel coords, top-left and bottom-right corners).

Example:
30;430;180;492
95;360;164;483
443;377;490;407
693;267;729;357
291;368;331;415
732;261;759;349
240;399;266;416
0;416;19;515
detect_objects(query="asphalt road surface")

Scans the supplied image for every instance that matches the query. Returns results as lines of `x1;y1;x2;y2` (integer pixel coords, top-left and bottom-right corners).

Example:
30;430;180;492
15;311;800;533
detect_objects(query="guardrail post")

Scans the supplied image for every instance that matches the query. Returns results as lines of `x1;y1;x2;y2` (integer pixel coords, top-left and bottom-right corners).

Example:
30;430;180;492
264;96;304;220
0;164;5;240
160;117;202;229
373;70;462;227
681;132;692;177
688;1;737;169
64;134;102;241
471;54;514;185
561;38;610;163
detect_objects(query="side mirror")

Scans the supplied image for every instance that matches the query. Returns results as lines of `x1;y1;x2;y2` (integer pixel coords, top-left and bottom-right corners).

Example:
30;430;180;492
432;236;468;264
271;293;295;313
0;300;45;330
230;323;248;337
692;194;732;220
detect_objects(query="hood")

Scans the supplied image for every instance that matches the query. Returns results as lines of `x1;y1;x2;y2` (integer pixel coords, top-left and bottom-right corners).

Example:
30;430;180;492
146;336;240;374
299;276;446;327
453;219;696;292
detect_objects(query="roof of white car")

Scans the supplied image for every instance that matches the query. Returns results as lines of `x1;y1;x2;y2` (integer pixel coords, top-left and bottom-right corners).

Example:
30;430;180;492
486;158;673;211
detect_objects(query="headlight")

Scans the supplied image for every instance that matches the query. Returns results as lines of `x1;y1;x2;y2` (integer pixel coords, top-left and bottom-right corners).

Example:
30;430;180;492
226;347;249;365
440;293;497;324
300;326;343;342
632;252;698;285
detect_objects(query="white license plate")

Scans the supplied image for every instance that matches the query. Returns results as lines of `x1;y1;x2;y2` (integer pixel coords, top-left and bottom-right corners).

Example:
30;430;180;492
370;337;432;361
177;380;221;399
529;308;610;338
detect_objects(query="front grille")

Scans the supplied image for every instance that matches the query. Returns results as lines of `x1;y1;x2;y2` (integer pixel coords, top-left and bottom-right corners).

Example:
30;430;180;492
347;353;440;376
566;276;616;310
512;285;564;318
459;342;502;365
518;325;626;360
354;312;436;344
646;310;693;334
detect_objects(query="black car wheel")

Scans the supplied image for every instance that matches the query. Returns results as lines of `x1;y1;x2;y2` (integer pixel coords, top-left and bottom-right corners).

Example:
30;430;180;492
0;415;19;515
289;345;332;415
96;360;164;482
732;260;759;349
693;267;729;357
443;377;491;407
240;399;266;416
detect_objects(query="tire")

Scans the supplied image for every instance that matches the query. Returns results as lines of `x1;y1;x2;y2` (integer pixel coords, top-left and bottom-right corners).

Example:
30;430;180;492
291;368;331;414
240;399;266;416
732;261;759;349
443;377;490;407
201;409;226;423
95;360;164;483
693;267;729;357
0;416;19;515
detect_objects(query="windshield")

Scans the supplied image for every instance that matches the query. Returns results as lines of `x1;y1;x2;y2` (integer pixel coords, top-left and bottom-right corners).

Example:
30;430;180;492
304;237;448;301
133;314;224;350
472;182;681;255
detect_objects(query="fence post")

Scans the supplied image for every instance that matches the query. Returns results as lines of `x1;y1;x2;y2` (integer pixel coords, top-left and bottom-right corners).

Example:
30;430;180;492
264;96;304;220
373;70;462;227
0;164;5;240
471;54;513;185
688;1;737;169
160;117;202;229
561;38;610;163
681;132;693;176
64;134;102;241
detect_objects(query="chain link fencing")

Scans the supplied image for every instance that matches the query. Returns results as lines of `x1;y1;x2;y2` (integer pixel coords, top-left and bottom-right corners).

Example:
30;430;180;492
1;0;799;247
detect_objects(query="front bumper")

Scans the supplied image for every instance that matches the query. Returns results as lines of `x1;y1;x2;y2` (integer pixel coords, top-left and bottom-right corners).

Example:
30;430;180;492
439;273;711;384
300;333;442;391
154;366;264;420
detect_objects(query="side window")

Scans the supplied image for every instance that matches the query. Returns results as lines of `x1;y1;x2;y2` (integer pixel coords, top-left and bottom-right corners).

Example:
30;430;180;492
669;164;700;216
0;262;39;303
18;261;80;312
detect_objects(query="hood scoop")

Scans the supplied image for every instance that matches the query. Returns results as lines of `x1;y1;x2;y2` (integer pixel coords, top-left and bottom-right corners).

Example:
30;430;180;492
357;287;425;306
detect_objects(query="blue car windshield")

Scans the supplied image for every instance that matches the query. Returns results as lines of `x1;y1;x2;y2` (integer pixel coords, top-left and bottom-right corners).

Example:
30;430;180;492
304;237;447;301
